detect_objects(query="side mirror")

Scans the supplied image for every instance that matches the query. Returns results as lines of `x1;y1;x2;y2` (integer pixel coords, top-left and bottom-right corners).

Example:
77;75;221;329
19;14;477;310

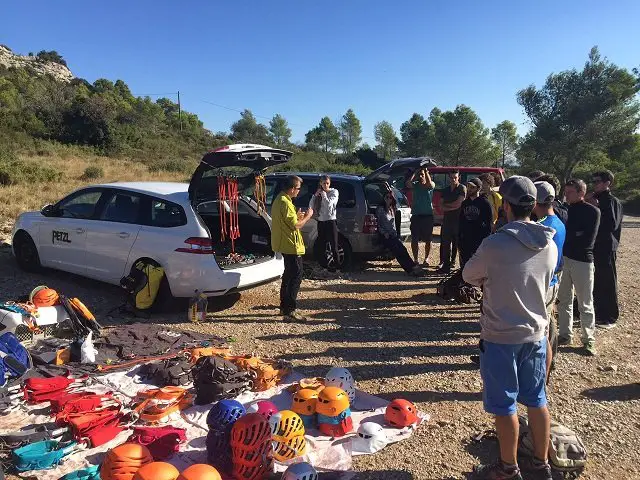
41;204;57;217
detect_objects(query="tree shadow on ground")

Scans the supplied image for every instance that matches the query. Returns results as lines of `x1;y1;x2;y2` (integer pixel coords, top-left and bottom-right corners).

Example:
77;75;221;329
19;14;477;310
581;383;640;401
377;389;482;403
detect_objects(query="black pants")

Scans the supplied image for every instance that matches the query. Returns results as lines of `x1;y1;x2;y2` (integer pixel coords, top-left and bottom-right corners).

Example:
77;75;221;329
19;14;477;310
281;254;303;315
440;214;459;269
459;238;482;269
593;250;619;324
382;235;415;273
317;220;339;270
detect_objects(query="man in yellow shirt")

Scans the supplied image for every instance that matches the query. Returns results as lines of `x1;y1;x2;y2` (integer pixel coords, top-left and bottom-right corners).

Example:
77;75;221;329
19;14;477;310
271;175;314;322
479;173;503;231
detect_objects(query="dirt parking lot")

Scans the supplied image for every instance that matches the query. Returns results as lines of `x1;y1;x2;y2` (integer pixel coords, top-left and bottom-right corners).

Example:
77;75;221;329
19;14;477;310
1;220;639;479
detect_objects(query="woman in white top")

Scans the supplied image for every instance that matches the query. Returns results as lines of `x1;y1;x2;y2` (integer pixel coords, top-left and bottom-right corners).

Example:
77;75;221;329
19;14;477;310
310;175;340;271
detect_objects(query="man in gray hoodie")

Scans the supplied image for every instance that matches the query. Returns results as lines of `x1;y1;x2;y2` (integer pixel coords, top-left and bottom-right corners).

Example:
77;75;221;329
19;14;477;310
463;176;557;480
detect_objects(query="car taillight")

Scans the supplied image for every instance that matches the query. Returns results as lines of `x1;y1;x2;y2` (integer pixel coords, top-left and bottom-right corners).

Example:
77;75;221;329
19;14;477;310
175;237;214;254
363;214;378;234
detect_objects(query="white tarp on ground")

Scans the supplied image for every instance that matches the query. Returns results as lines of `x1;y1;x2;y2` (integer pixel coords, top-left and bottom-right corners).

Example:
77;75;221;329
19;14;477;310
0;368;428;479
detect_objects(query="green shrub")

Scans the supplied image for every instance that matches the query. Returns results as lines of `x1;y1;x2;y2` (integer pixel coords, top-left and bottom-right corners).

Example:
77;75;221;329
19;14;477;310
0;150;63;186
147;159;191;173
82;166;104;180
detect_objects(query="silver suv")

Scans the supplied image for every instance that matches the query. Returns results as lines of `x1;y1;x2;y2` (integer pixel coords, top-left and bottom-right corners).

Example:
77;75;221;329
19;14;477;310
264;157;435;269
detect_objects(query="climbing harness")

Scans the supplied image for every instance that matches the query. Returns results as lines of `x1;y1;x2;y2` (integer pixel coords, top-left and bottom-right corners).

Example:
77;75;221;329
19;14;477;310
127;426;186;460
12;439;81;472
132;386;193;424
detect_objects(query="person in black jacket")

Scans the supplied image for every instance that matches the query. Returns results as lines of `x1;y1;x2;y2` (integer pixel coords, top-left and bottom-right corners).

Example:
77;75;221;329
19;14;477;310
557;179;600;356
458;178;492;268
588;170;623;329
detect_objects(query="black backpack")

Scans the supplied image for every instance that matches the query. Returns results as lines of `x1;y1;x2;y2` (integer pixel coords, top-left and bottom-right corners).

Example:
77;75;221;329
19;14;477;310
436;269;483;304
191;356;253;405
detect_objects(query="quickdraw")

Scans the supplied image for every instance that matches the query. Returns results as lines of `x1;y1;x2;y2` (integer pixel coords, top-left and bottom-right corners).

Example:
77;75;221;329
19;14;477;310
132;386;193;424
254;174;266;215
218;175;228;243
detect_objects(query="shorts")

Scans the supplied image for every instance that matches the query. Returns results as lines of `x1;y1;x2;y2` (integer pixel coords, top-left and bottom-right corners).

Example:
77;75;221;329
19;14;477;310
479;339;547;416
410;214;434;242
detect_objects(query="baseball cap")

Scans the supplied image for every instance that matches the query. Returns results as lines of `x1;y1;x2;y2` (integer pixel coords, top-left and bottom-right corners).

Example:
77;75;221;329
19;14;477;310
534;181;555;204
467;178;482;189
499;175;537;206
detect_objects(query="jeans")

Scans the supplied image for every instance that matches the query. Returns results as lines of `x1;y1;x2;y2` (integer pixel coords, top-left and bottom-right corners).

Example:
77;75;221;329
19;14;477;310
558;256;595;343
382;235;415;273
317;220;339;270
593;250;619;324
280;254;303;315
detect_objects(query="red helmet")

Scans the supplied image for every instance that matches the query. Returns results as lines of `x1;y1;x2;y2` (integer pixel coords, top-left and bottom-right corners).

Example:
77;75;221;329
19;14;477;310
230;413;271;448
132;462;180;480
384;399;419;428
177;464;222;480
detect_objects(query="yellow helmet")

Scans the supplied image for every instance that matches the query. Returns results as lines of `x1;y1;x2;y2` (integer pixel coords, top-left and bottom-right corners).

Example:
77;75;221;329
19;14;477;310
269;410;305;441
291;388;318;416
272;434;307;462
316;386;350;417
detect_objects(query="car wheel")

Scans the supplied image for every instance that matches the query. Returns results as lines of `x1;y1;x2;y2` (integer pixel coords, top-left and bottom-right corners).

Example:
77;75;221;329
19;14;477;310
314;236;353;270
13;231;41;272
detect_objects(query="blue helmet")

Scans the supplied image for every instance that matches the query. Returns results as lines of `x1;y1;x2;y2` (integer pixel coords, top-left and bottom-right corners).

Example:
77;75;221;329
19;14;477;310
206;399;246;431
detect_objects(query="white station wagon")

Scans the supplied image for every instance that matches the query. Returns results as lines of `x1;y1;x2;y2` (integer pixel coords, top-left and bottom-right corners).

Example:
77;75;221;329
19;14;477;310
11;145;292;306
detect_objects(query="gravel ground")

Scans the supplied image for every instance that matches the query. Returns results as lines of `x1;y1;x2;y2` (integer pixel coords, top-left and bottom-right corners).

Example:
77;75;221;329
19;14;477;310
1;220;639;480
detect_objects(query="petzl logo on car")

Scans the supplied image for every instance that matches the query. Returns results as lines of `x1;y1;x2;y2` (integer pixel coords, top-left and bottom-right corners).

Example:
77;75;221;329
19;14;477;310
52;231;71;244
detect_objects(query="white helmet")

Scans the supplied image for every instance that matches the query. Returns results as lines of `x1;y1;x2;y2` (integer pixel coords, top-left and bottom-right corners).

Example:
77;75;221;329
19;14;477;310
352;422;388;454
324;367;356;403
281;462;318;480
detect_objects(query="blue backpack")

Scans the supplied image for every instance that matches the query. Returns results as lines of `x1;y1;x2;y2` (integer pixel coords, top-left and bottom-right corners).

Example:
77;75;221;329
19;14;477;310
0;332;31;386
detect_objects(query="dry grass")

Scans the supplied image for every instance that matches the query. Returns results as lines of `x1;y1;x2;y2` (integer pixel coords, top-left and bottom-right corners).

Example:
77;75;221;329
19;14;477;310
0;154;189;222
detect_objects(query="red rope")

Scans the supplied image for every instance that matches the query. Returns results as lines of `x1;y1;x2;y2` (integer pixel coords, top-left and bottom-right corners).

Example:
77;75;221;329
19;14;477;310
228;177;240;253
218;176;227;242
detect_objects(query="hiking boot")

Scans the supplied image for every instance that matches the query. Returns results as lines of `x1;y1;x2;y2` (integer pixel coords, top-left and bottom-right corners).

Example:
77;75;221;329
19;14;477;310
557;335;571;346
283;311;308;323
472;459;523;480
519;457;552;480
584;340;597;356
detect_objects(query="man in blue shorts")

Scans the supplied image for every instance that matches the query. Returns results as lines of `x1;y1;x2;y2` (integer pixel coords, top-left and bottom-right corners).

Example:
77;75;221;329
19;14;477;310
463;176;557;480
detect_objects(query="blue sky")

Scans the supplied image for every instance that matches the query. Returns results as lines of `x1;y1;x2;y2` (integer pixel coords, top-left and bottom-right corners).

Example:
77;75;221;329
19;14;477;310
3;0;639;143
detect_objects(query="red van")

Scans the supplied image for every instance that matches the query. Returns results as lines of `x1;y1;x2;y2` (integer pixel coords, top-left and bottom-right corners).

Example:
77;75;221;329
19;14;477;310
398;166;505;225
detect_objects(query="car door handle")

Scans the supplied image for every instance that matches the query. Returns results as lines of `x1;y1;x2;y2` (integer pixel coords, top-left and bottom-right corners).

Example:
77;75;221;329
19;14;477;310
118;232;130;239
76;228;86;234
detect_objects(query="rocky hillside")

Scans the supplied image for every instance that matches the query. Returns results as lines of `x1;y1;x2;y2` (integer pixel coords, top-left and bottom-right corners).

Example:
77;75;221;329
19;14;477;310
0;45;73;82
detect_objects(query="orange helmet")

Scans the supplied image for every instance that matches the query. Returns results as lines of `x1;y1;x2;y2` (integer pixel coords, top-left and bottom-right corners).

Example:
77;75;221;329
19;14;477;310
315;386;350;417
273;434;307;462
100;444;153;480
32;287;59;307
384;399;419;428
177;464;222;480
268;410;305;441
230;413;271;448
291;388;318;416
132;462;179;480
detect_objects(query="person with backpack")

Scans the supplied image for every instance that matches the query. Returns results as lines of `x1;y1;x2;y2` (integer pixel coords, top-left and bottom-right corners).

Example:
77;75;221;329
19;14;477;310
405;167;435;266
588;170;623;329
271;175;314;322
376;192;425;277
557;179;600;356
463;176;557;480
458;178;492;268
533;181;566;381
309;175;340;272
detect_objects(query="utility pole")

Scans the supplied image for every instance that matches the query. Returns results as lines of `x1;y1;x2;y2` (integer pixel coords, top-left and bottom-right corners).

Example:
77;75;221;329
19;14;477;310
177;91;182;131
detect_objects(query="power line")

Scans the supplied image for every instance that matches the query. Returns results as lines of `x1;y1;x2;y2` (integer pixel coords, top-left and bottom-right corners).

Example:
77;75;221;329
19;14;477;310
132;92;178;97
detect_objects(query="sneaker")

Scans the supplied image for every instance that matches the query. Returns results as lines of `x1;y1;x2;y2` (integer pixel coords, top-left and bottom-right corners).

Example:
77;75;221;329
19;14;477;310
596;321;617;330
422;260;430;268
584;340;597;356
519;457;552;480
436;266;451;275
283;311;308;322
557;335;571;346
472;459;523;480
